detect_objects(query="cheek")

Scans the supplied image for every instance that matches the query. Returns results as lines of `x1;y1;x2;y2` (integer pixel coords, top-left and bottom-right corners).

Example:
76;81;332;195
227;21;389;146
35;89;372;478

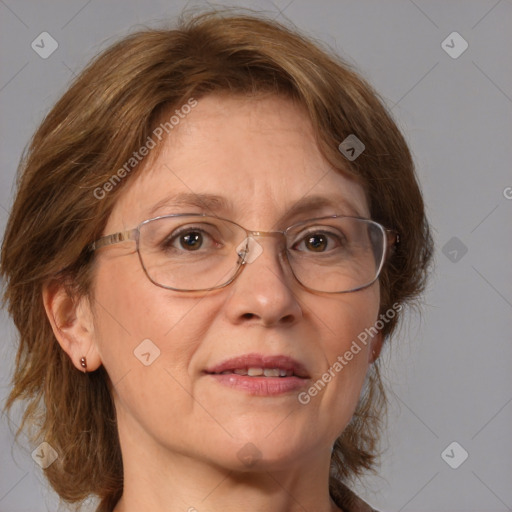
89;257;215;437
90;254;207;379
302;286;380;423
319;284;380;356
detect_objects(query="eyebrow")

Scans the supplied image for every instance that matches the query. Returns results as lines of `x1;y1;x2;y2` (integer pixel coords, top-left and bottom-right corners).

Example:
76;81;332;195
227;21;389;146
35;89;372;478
146;192;365;222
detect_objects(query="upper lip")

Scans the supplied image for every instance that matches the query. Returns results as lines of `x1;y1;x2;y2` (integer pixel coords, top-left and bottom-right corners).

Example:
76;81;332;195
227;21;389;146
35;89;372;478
205;353;310;378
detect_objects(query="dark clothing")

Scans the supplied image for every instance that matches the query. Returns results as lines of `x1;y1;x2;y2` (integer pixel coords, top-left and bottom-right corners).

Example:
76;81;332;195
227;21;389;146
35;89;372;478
330;481;379;512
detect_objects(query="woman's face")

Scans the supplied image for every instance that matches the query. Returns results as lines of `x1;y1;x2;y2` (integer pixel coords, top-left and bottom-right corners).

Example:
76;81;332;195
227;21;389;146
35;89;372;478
89;94;382;472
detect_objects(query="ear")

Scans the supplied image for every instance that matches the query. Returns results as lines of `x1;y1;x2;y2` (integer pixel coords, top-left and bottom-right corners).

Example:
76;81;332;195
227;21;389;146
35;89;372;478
42;280;102;372
368;331;383;364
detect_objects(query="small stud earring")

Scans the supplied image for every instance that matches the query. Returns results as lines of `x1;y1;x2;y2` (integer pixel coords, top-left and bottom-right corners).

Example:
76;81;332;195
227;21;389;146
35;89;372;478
80;356;87;373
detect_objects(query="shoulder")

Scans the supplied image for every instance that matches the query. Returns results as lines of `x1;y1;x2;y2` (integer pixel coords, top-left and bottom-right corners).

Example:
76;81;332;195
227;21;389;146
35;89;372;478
330;478;381;512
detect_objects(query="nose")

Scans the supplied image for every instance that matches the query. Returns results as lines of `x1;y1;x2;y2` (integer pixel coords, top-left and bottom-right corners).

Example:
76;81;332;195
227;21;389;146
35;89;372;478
223;234;303;327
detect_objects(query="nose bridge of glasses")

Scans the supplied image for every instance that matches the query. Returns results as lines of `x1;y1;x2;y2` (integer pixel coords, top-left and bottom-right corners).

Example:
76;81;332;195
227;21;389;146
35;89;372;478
247;230;289;250
247;230;284;239
238;230;287;265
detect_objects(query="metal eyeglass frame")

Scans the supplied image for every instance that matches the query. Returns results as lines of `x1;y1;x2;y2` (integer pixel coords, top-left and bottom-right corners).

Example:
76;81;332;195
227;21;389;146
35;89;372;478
88;213;400;293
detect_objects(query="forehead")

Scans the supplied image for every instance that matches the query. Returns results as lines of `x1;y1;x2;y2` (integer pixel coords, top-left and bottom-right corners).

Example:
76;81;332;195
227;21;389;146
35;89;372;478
107;94;369;231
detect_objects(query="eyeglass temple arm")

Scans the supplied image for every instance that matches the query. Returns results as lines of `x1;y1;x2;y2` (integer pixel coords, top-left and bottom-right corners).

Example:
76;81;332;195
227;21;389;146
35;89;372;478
88;228;138;252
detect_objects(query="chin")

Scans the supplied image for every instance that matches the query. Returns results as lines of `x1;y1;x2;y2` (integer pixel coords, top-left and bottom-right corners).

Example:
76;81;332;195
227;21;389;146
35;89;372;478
209;429;317;472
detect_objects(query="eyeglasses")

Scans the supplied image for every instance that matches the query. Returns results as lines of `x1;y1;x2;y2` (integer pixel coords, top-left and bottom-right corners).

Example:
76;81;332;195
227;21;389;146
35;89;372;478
88;214;399;293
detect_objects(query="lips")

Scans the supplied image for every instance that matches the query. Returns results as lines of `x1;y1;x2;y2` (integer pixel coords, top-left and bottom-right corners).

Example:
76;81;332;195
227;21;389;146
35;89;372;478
205;354;310;379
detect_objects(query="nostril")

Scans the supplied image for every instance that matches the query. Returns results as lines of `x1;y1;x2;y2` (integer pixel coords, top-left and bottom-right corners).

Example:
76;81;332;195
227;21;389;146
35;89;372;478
281;314;295;324
242;313;255;320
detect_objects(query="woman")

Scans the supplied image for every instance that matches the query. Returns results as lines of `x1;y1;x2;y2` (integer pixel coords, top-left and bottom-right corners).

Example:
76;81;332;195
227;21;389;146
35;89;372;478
1;10;433;512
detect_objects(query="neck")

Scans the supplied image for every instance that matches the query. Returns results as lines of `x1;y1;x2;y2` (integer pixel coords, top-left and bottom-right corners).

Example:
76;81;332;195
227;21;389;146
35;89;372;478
112;423;342;512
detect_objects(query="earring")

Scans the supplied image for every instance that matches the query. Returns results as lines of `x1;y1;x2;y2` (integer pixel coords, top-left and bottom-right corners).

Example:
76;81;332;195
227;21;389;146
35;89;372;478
80;356;87;373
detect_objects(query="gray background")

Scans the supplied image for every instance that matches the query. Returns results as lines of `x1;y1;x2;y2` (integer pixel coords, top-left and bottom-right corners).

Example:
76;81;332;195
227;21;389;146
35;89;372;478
1;1;511;511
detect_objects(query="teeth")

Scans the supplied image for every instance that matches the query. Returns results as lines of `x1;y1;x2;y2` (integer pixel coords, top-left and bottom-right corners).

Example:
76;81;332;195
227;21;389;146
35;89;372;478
218;367;293;377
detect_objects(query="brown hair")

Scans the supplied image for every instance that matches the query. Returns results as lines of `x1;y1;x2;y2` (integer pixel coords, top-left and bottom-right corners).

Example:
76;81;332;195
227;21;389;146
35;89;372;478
1;8;433;511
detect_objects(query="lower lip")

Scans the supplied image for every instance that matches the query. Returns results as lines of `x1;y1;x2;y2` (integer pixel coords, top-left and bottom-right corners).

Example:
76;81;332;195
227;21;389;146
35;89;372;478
207;373;308;396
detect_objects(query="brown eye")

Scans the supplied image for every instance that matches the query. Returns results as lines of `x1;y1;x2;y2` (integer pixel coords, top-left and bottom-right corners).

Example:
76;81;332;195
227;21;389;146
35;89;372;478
161;227;214;253
304;234;328;252
179;231;203;251
293;229;344;253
